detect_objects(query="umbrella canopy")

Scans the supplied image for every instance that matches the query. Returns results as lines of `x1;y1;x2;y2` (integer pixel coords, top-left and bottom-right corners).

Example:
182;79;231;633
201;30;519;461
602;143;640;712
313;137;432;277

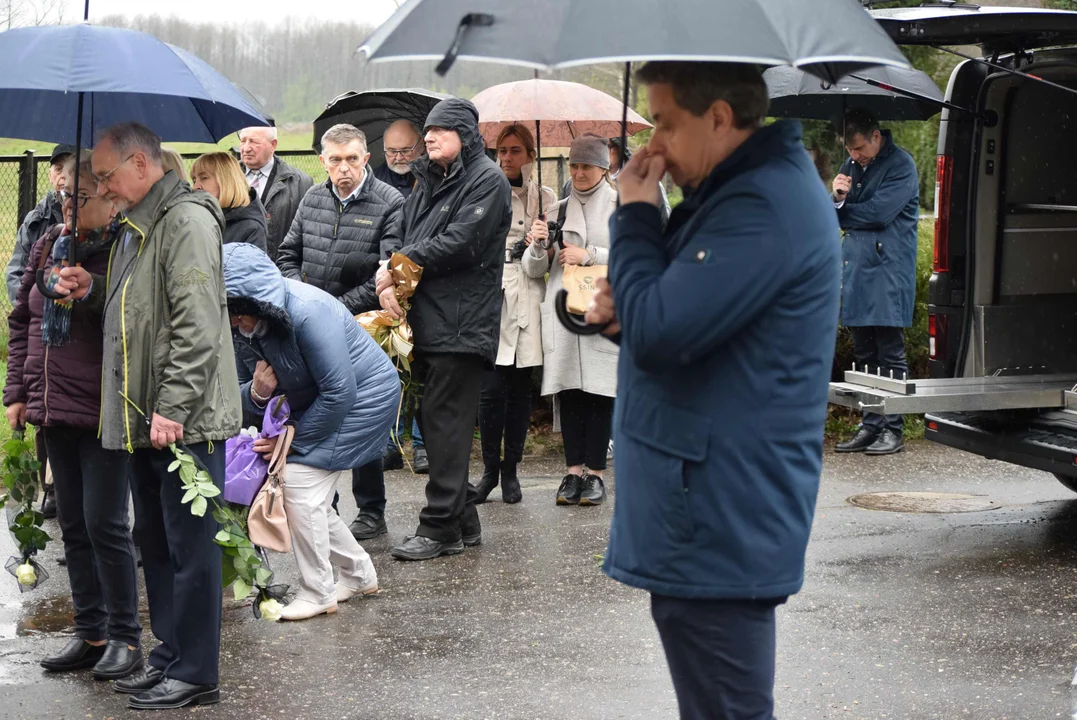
359;0;910;82
0;24;270;144
312;88;449;166
764;65;945;122
472;79;652;147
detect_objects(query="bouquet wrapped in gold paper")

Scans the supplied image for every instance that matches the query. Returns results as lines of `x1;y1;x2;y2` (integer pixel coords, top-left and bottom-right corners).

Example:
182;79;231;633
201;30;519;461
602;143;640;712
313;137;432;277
356;253;423;373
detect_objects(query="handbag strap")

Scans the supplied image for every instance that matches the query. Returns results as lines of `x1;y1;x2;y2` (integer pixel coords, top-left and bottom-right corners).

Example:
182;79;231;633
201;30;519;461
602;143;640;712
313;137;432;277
266;426;294;481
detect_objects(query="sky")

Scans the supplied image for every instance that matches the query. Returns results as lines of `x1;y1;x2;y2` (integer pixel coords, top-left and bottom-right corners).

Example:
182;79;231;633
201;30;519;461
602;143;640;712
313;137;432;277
84;0;400;26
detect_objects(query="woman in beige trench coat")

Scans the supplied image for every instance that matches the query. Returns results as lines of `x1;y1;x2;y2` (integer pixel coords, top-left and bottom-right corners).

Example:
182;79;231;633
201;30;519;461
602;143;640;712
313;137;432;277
473;124;557;505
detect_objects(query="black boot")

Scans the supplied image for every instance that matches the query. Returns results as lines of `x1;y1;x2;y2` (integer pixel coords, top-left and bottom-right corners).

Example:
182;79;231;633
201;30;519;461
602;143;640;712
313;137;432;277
471;464;499;504
500;461;522;504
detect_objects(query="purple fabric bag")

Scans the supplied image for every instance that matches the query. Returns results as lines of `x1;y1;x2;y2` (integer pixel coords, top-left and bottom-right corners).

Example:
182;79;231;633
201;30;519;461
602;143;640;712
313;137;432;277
223;397;291;506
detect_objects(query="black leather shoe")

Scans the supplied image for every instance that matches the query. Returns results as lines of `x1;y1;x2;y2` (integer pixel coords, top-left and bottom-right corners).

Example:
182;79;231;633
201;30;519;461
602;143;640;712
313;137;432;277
500;462;522;504
412;447;429;474
471;464;499;504
462;529;482;547
834;426;880;453
114;665;164;694
40;638;106;672
391;535;464;561
579;474;607;506
40;488;57;519
865;428;905;456
92;639;144;680
127;678;219;710
349;511;387;540
556;474;583;505
382;448;404;471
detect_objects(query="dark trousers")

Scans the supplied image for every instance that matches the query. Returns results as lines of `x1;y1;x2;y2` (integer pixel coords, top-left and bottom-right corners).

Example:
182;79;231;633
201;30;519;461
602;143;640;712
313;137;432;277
414;352;483;543
44;427;140;647
478;364;533;468
849;325;907;433
130;441;223;686
651;594;783;720
351;460;386;516
559;389;614;471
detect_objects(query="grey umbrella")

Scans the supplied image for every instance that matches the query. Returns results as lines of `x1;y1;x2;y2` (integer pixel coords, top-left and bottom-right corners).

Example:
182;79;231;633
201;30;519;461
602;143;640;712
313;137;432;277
358;0;909;83
312;88;450;167
358;0;910;335
764;64;945;122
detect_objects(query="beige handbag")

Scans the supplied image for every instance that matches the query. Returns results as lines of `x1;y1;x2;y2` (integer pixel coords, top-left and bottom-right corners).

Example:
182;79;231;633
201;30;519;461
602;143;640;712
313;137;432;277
562;264;609;315
247;426;294;553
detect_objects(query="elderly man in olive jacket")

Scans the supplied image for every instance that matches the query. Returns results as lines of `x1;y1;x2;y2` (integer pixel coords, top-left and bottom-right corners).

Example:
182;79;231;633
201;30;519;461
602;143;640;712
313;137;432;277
57;122;240;711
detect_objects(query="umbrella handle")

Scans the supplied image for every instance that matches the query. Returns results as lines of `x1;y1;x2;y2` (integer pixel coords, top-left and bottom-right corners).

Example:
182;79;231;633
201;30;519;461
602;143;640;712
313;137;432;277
554;289;610;336
435;13;494;76
35;269;63;300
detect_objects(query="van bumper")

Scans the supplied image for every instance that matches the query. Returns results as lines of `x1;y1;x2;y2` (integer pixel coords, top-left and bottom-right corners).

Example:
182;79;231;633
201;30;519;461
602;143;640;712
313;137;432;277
926;411;1077;476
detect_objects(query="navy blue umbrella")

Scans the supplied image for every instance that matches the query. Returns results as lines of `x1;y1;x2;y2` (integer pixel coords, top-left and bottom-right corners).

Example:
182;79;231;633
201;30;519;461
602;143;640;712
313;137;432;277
0;22;270;297
0;24;269;144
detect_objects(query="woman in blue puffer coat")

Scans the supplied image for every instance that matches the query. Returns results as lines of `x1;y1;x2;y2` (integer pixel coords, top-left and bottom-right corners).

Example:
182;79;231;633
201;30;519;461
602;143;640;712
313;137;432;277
222;243;398;622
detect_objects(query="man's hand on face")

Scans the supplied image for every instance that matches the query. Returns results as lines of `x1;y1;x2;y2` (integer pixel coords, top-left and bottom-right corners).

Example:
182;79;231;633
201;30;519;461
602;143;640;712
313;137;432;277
54;266;92;301
585;277;621;337
832;174;852;201
150;413;184;450
617;146;667;207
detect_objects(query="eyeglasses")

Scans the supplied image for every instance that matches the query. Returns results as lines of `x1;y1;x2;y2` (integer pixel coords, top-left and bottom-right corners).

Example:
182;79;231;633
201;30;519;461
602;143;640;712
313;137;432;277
384;141;421;159
92;154;134;185
59;190;92;208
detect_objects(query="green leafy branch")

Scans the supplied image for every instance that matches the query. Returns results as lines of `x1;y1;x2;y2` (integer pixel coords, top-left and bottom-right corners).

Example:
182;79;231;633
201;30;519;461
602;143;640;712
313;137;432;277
0;433;51;562
169;443;271;603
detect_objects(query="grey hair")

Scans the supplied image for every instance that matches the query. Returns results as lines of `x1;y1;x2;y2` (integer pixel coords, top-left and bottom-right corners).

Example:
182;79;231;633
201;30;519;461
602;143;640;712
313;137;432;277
320;124;368;155
240;125;277;141
635;61;769;130
97;122;163;164
63;151;98;193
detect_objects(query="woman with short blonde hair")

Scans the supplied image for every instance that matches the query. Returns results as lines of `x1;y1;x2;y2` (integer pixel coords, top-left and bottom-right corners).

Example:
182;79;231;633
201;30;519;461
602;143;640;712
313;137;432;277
192;152;267;252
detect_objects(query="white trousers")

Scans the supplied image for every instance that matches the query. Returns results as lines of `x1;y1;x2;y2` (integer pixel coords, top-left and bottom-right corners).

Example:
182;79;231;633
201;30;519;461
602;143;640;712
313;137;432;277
284;463;376;605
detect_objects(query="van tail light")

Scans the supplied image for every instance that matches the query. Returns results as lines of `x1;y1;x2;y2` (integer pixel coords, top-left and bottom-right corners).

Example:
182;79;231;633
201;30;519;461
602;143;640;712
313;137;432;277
929;313;947;361
933;155;953;273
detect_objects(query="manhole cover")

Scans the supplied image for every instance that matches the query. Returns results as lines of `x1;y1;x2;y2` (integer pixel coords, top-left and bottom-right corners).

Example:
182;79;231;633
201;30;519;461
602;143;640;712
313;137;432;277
847;491;1002;514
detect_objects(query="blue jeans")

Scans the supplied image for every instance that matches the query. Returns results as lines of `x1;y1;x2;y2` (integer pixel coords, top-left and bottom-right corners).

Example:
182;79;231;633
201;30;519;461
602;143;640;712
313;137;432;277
387;415;423;450
651;594;784;720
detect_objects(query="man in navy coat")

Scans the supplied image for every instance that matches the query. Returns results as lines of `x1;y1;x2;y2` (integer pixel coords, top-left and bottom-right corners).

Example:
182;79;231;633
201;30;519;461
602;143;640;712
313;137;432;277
832;109;920;456
586;62;840;720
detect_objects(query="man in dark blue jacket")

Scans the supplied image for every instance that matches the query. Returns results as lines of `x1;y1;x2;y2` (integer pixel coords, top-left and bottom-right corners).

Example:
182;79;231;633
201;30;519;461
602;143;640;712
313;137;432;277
832;110;919;456
586;62;840;719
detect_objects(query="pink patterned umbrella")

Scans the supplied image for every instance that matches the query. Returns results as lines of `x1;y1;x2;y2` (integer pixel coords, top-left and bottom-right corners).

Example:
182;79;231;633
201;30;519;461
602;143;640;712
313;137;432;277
472;78;652;148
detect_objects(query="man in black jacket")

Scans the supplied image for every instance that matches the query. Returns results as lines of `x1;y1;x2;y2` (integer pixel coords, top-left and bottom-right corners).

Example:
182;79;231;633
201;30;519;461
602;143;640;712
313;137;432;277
240;126;314;261
378;98;512;561
373;119;422;199
278;123;405;543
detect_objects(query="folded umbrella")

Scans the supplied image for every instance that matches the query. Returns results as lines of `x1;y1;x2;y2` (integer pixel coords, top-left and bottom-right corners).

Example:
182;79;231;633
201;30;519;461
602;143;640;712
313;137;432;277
312;88;449;166
765;64;945;123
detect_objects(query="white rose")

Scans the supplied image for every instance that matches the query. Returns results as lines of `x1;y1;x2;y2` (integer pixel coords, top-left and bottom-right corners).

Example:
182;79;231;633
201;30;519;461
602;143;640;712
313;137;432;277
259;598;282;622
15;562;37;587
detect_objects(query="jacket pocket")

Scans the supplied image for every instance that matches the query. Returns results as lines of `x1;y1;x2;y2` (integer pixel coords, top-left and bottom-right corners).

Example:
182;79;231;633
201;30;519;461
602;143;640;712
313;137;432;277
540;304;555;354
618;390;711;544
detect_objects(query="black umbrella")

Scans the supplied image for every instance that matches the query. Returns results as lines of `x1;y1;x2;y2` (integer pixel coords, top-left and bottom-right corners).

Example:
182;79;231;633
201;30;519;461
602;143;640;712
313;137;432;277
312;88;449;168
358;0;910;335
764;64;945;122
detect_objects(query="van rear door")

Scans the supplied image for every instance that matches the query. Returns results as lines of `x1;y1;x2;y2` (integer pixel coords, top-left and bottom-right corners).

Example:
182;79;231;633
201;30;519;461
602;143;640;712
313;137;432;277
872;5;1077;51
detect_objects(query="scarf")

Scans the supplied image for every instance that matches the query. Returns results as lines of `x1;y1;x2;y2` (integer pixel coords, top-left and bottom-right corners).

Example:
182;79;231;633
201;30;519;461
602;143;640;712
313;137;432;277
562;180;611;256
41;220;119;348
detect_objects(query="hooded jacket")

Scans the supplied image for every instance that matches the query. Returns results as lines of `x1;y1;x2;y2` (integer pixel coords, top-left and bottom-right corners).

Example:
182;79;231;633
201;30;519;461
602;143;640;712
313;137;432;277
83;172;242;452
4;225;115;429
224;244;399;471
395;98;513;364
6;191;63;303
223;188;269;253
277;174;404;314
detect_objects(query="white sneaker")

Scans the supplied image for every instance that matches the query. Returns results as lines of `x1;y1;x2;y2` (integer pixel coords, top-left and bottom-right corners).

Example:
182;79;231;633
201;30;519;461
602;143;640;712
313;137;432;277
335;578;379;603
280;598;338;621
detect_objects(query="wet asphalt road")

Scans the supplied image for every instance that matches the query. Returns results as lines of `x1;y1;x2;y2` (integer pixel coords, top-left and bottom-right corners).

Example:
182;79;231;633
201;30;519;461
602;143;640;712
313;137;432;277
3;441;1077;719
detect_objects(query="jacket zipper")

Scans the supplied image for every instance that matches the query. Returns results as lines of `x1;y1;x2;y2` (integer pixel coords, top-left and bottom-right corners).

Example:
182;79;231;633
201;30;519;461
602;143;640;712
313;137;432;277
117;217;149;453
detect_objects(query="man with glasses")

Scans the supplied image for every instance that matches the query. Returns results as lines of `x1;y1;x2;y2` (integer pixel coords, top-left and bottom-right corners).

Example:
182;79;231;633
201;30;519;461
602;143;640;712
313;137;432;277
373;119;428;475
239;125;313;262
276;123;405;543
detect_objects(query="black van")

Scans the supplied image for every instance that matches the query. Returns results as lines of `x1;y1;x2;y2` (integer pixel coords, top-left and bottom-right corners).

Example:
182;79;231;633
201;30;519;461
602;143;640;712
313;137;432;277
828;4;1077;491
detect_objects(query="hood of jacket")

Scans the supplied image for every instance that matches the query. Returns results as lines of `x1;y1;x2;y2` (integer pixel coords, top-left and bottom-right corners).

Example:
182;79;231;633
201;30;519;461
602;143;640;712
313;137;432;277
222;242;291;331
422;97;487;166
